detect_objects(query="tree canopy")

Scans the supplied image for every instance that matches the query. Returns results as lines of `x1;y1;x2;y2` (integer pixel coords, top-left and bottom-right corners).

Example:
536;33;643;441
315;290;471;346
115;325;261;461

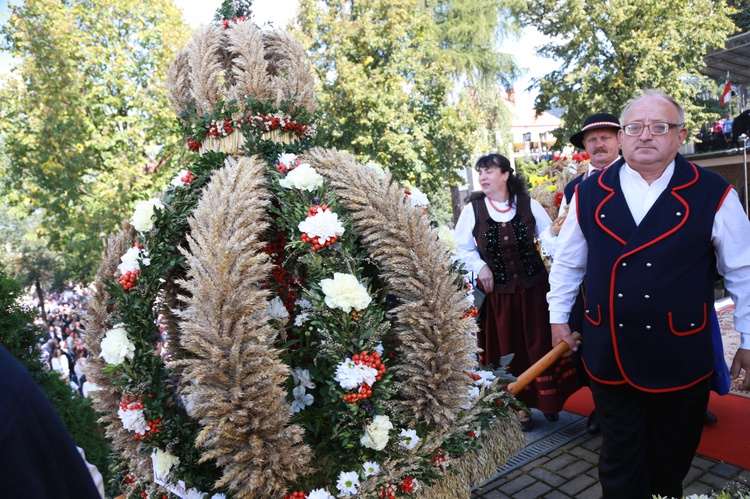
295;0;519;212
0;0;191;281
523;0;737;142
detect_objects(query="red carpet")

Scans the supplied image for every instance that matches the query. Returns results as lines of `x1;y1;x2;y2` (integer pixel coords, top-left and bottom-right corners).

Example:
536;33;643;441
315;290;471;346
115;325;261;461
564;388;750;470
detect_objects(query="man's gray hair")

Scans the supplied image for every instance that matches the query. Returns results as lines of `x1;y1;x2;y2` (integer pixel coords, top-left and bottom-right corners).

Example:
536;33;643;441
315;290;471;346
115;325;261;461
620;89;685;125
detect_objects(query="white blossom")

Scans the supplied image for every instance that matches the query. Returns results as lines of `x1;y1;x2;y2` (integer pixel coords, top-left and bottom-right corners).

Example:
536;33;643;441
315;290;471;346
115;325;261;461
320;273;371;313
290;385;314;413
334;358;378;390
117;406;148;435
278;163;324;191
398;428;420;450
151;448;180;478
298;208;345;245
292;368;315;390
363;461;380;477
336;471;360;497
100;324;135;365
407;187;430;207
308;489;335;499
267;296;290;322
117;247;142;274
131;198;164;233
360;415;393;451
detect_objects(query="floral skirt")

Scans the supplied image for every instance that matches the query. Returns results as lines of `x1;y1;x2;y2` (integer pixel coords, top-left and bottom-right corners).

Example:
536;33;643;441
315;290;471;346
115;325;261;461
478;280;579;413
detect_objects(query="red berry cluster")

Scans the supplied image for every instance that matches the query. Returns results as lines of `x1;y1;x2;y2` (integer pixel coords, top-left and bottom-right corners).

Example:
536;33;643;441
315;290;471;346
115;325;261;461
403;188;411;196
180;170;196;185
187;138;202;151
261;233;300;314
124;473;136;484
119;395;144;412
221;16;247;28
461;306;479;319
378;483;398;499
432;449;447;467
300;205;339;251
400;477;415;493
283;492;307;499
571;151;590;162
119;269;140;291
467;372;482;382
208;117;234;137
250;113;311;136
342;351;386;404
134;418;164;440
276;157;301;175
467;430;476;438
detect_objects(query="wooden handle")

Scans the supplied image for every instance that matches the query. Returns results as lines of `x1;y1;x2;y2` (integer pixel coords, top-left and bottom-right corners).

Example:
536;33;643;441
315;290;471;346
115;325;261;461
507;332;582;396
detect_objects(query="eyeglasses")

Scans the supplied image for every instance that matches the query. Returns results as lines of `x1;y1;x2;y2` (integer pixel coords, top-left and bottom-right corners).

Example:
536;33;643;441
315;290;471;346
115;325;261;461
622;122;684;136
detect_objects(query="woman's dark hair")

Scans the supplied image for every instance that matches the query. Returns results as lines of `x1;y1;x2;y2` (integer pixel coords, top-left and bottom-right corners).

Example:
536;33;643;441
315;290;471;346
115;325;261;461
467;153;528;207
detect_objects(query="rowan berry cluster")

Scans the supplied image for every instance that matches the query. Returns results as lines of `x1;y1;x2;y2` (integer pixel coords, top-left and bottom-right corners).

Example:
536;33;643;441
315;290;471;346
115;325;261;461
208;117;234;137
180;170;196;185
461;306;479;319
187;138;202;151
119;269;139;291
342;351;386;403
283;492;307;499
400;477;415;493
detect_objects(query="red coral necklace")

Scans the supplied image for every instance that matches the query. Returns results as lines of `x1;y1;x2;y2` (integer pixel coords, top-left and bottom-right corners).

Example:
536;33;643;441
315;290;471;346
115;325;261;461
488;197;512;213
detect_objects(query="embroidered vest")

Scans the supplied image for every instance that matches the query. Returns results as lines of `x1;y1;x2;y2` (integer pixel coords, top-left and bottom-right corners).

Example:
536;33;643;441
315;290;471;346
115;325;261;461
472;194;547;294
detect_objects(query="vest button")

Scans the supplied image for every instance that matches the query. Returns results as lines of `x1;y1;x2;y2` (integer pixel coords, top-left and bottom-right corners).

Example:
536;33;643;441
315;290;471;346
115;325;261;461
676;212;682;216
619;323;624;328
644;295;650;299
690;323;695;327
646;263;652;267
646;325;652;330
585;309;590;314
502;223;507;227
600;213;606;218
622;262;627;267
617;293;623;298
504;236;509;240
513;274;518;278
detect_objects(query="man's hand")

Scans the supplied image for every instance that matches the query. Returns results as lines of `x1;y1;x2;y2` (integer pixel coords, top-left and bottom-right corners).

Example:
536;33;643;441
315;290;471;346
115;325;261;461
550;213;567;236
551;323;580;357
730;347;750;390
477;264;494;294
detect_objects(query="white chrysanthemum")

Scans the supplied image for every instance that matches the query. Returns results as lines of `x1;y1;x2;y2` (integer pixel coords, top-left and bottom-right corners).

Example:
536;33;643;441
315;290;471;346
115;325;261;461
278;162;324;191
364;162;386;181
320;273;371;313
131;198;164;233
471;370;497;388
408;186;430;207
334;358;378;390
360;415;393;451
336;471;360;497
398;428;420;450
462;386;480;409
117;406;148;435
290;385;314;413
363;461;380;476
292;368;315;390
184;488;206;499
151;448;180;478
294;311;310;327
308;489;335;499
437;225;457;254
170;169;189;187
117;246;142;274
298;209;345;245
267;296;290;321
100;324;135;365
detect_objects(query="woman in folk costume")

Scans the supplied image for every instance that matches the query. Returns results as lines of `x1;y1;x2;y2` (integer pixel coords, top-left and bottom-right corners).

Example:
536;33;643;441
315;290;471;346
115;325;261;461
455;153;578;430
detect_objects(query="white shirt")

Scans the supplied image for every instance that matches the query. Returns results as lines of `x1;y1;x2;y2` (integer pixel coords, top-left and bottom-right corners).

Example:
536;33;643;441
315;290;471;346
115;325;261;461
558;159;619;216
455;195;553;281
547;160;750;349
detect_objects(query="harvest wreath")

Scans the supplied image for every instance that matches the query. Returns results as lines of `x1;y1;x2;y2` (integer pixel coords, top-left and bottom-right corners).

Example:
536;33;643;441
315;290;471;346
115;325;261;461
84;14;525;499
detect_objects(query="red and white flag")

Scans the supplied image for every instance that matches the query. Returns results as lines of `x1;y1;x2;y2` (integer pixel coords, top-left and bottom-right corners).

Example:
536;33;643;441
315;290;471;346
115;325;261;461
720;73;732;107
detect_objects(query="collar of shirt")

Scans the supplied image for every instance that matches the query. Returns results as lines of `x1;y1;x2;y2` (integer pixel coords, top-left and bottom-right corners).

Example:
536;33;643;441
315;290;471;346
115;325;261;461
620;160;675;224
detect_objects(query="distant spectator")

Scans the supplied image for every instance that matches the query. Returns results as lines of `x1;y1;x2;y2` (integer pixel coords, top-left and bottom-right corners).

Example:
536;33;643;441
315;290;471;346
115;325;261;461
723;114;734;144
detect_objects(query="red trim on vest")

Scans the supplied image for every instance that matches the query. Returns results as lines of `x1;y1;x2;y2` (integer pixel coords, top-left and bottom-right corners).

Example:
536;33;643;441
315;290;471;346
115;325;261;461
668;302;707;336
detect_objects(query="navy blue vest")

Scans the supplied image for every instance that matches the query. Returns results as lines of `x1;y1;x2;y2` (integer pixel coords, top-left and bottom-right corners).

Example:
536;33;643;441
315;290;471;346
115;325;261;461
576;154;731;392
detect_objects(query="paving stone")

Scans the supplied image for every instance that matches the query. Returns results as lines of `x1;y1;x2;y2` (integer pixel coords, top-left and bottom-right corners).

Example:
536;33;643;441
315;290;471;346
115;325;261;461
521;455;552;472
544;453;578;472
701;471;734;489
482;489;511;499
569;445;599;463
575;482;603;499
683;481;715;496
711;461;742;478
529;467;567;487
683;465;705;484
557;459;597;480
512;481;552;498
501;474;537;495
690;455;715;470
558;474;597;496
542;491;574;499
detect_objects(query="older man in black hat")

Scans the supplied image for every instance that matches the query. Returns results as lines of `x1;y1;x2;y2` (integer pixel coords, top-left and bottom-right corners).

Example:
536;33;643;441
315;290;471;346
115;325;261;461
559;113;621;213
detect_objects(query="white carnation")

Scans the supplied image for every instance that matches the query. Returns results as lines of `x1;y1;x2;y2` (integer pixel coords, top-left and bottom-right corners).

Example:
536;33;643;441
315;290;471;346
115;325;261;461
267;296;290;321
184;489;206;499
360;415;392;451
334;358;378;390
278;162;324;191
298;208;345;245
437;225;457;254
100;324;136;365
364;162;386;181
117;406;148;435
117;246;142;274
320;273;371;313
151;448;180;479
277;153;298;169
131;198;164;233
408;186;430;207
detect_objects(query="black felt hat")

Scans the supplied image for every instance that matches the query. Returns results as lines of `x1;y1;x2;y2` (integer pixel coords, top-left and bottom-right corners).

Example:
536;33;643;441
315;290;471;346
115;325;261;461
569;113;621;149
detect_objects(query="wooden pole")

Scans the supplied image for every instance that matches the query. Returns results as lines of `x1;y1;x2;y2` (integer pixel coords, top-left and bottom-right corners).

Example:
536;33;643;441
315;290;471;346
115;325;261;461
507;332;582;396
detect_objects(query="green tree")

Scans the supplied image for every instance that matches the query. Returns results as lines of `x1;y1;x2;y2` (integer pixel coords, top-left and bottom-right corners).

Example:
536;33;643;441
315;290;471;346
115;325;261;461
726;0;750;32
0;0;192;281
524;0;736;142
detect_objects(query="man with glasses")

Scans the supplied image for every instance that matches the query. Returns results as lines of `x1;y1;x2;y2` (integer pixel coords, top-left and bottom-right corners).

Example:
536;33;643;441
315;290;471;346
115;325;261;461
548;90;750;499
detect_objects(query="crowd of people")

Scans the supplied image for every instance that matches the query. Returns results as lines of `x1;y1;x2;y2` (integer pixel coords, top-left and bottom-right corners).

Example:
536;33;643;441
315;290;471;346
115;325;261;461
24;283;99;397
